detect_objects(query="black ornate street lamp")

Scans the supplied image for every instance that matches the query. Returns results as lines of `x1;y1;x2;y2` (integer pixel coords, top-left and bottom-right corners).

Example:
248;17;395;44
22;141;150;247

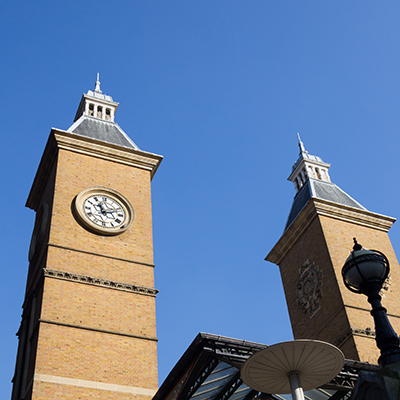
342;238;400;366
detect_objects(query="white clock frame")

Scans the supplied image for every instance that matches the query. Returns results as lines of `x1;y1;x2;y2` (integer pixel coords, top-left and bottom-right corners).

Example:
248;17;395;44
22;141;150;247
74;186;134;235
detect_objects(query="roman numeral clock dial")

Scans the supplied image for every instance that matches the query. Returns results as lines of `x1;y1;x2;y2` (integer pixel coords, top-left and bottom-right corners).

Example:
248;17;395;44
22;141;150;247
74;187;134;235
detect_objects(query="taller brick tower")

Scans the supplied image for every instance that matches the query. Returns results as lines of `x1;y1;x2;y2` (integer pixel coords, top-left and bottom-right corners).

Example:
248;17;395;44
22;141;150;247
266;135;400;364
11;77;162;400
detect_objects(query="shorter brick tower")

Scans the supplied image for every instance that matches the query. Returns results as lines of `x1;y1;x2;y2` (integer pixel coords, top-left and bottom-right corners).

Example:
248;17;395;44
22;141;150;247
11;77;162;400
266;135;400;364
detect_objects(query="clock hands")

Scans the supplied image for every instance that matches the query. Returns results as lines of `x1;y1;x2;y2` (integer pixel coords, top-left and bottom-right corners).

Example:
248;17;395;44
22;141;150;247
93;201;118;221
100;202;117;216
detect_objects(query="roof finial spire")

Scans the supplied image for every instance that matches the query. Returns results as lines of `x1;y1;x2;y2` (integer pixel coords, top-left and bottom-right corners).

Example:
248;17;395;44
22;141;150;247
94;73;102;94
297;133;307;155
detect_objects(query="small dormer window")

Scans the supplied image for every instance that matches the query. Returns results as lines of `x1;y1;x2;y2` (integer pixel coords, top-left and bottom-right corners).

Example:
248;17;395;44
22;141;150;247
289;136;332;193
73;77;119;123
297;176;303;189
302;168;308;182
105;108;111;121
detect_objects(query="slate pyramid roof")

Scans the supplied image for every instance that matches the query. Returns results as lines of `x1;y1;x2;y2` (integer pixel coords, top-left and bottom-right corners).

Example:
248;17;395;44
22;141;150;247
67;115;140;150
285;178;366;231
285;136;366;231
67;74;139;150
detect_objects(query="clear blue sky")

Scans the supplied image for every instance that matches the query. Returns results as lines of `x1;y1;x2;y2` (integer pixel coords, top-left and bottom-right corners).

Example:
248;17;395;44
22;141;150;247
2;1;400;398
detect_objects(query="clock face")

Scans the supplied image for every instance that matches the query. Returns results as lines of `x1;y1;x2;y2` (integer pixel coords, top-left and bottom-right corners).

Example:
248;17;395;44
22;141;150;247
74;187;134;235
83;195;126;229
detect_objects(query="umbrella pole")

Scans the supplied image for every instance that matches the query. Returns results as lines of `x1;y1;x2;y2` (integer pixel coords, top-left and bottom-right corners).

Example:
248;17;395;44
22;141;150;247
288;372;305;400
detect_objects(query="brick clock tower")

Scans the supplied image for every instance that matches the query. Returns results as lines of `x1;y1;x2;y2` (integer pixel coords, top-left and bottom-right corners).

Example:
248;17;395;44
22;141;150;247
267;135;400;364
11;77;162;400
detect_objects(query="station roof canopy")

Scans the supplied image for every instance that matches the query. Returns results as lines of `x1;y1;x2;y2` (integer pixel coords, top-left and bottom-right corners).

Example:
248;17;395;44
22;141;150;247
153;333;379;400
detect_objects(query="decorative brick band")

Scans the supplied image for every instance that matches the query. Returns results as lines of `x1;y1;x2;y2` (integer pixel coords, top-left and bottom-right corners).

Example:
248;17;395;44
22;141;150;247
43;268;158;297
34;373;157;396
39;319;158;342
353;327;376;338
333;327;376;348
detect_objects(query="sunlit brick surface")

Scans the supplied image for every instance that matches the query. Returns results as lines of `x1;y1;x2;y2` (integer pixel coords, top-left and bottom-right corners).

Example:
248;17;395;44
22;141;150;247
15;132;160;400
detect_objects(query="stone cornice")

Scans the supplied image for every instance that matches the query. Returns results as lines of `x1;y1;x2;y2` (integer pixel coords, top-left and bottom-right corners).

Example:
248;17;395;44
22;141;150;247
53;129;162;177
266;198;396;265
44;268;158;297
26;129;163;211
312;198;395;231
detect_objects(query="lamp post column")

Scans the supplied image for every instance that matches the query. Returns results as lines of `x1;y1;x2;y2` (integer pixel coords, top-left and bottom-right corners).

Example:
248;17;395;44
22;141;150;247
362;282;400;366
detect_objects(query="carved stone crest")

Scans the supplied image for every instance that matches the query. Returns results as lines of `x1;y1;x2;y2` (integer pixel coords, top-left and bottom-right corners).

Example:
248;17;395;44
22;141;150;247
296;260;323;318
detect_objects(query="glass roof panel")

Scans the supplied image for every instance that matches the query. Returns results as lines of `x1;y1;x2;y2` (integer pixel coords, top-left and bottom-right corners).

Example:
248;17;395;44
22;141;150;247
273;394;292;400
192;361;238;400
303;388;339;400
228;383;253;400
188;356;348;400
191;387;224;400
210;362;233;374
225;385;343;400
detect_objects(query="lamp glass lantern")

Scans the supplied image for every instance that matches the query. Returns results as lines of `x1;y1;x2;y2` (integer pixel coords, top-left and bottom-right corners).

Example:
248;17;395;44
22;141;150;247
342;239;389;294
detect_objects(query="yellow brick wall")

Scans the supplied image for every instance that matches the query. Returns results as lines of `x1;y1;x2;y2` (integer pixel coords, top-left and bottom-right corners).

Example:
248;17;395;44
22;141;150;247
319;214;400;362
41;279;157;338
29;145;158;400
276;216;354;353
276;204;400;363
34;324;157;388
32;381;154;400
46;247;155;288
319;214;400;317
50;149;154;266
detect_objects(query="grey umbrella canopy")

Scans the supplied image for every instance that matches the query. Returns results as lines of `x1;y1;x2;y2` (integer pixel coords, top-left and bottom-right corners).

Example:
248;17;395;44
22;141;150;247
241;340;345;397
